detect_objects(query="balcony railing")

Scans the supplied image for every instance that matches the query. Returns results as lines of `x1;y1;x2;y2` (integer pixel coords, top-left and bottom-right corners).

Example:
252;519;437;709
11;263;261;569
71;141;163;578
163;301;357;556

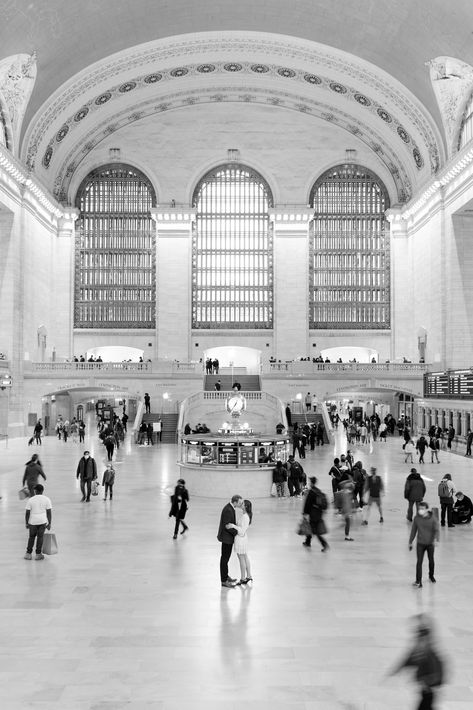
269;362;428;375
27;360;201;374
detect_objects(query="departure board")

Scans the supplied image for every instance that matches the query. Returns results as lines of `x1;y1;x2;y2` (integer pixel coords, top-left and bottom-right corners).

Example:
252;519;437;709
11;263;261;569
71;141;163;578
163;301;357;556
424;371;473;398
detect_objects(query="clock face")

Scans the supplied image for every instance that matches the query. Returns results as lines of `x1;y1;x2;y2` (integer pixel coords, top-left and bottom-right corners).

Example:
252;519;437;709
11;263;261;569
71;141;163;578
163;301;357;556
227;395;245;413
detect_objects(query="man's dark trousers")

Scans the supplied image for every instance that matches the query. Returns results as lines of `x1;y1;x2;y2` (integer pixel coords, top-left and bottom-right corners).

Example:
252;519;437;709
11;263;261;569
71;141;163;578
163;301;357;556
220;543;233;583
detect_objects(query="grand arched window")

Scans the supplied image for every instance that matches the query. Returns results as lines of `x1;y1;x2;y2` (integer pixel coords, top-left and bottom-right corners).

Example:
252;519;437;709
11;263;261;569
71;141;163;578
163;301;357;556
309;164;390;329
192;164;273;329
74;164;156;328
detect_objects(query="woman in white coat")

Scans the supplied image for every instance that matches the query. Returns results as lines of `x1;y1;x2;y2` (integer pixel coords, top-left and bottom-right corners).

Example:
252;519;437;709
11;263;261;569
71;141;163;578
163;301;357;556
226;499;253;585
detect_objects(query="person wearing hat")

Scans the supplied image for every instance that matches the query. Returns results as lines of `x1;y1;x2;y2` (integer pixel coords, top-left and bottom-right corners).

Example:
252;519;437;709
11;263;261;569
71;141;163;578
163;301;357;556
404;468;426;522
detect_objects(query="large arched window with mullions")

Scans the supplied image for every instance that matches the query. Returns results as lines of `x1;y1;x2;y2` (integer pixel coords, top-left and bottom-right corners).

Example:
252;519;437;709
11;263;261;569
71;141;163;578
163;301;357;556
309;164;390;329
74;164;156;328
192;164;274;329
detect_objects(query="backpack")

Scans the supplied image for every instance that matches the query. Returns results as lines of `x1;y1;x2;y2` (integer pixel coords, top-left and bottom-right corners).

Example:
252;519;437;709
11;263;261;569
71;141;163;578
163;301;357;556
438;480;450;498
314;490;328;510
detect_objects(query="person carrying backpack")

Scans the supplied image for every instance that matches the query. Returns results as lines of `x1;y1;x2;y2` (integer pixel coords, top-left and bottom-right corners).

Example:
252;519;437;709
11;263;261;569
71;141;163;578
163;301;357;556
302;476;329;551
438;473;456;527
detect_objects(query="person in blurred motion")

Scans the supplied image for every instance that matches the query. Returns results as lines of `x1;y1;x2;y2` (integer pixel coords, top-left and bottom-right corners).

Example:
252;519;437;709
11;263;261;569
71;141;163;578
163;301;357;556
23;454;46;498
362;467;384;525
169;478;189;539
388;614;445;710
302;476;329;551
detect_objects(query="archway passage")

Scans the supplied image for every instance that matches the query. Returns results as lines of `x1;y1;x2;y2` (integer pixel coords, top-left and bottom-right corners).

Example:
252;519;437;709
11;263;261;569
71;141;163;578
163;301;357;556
203;346;262;375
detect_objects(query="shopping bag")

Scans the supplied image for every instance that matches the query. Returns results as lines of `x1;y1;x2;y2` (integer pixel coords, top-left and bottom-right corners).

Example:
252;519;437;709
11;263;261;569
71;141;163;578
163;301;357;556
296;517;312;536
270;482;277;497
42;532;58;555
92;480;99;496
18;486;30;500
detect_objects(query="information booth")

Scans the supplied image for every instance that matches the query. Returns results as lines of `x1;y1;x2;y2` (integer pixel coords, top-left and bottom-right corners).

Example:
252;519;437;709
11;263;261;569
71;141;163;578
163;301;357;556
178;434;290;498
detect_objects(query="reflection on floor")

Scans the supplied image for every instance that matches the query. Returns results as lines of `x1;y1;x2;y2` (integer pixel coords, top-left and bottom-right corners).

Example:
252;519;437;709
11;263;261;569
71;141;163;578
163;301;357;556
0;423;472;709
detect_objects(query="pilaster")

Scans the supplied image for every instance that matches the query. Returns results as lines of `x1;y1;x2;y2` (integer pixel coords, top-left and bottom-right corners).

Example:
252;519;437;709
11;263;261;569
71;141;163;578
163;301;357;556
151;208;196;361
270;207;313;360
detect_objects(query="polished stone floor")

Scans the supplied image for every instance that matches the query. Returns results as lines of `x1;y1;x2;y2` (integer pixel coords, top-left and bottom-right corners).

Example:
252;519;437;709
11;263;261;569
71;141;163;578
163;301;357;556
1;421;473;709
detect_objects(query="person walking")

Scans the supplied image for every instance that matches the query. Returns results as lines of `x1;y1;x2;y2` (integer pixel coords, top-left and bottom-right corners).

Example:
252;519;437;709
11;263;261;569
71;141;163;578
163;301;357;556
226;499;253;584
404;468;426;522
302;476;329;551
22;454;46;497
272;460;287;497
339;480;355;541
285;404;292;428
24;483;52;561
104;433;115;461
217;495;242;588
287;456;303;497
429;435;440;464
466;429;473;456
438;473;456;527
362;467;384;525
388;615;445;709
416;435;428;464
78;420;86;443
169;478;189;539
409;502;440;587
76;450;97;502
33;419;43;445
404;439;415;464
102;463;115;501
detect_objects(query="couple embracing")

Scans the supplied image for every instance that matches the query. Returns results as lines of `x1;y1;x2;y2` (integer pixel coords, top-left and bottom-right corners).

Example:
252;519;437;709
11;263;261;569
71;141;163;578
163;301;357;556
217;494;253;588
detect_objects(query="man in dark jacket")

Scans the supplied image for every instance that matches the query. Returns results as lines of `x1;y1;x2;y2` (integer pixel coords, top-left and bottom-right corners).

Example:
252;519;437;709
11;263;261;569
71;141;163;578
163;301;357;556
217;495;242;587
287;456;303;497
404;468;426;522
302;477;329;551
416;435;428;464
76;451;97;502
409;502;439;587
466;429;473;456
362;467;384;524
272;460;287;497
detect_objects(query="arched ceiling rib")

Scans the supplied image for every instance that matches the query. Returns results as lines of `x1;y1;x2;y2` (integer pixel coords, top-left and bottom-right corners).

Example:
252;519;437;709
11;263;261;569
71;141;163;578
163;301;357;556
20;33;444;204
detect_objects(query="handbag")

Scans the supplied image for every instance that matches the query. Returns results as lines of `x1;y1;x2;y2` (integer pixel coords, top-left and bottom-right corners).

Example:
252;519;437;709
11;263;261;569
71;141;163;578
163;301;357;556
297;517;312;536
270;482;277;497
42;531;58;555
18;486;30;500
92;480;99;496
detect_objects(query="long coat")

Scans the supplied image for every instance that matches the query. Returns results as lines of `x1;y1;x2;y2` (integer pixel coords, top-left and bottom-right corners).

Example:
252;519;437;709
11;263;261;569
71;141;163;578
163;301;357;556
169;485;189;519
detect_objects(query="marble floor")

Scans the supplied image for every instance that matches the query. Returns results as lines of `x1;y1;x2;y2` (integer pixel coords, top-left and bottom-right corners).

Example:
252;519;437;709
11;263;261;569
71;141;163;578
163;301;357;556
1;422;473;710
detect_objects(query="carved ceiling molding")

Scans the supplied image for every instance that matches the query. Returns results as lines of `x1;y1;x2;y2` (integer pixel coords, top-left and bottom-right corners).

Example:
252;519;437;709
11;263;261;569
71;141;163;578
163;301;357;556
52;84;413;205
428;56;473;156
22;33;442;173
0;53;36;154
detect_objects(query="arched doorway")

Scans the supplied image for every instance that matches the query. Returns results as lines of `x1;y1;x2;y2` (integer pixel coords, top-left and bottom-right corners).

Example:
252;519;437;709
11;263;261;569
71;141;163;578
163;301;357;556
203;346;262;375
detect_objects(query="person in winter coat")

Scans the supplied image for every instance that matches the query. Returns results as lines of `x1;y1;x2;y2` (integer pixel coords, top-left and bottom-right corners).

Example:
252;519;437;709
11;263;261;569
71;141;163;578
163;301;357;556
362;467;384;524
404;468;426;522
429;435;440;464
287;456;303;497
22;454;46;497
416;435;428;464
404;439;416;463
438;473;456;527
272;460;287;497
453;491;473;524
408;502;440;587
76;451;97;502
302;476;329;551
352;460;367;508
169;478;189;539
102;464;115;501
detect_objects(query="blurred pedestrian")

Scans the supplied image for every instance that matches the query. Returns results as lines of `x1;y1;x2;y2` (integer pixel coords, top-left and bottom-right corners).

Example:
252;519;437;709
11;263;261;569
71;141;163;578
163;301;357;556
22;454;46;497
169;478;189;539
302;477;329;551
388;614;445;709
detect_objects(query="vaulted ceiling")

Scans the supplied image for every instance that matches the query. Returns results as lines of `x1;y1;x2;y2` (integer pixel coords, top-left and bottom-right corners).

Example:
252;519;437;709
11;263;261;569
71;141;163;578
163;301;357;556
2;0;473;204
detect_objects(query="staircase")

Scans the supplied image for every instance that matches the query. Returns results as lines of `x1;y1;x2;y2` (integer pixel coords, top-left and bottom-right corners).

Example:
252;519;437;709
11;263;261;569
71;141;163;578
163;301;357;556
204;374;261;391
290;413;330;444
141;413;179;443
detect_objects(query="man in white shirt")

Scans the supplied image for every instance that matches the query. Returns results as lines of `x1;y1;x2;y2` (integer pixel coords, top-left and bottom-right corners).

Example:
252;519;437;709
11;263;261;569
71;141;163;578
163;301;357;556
24;483;52;560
